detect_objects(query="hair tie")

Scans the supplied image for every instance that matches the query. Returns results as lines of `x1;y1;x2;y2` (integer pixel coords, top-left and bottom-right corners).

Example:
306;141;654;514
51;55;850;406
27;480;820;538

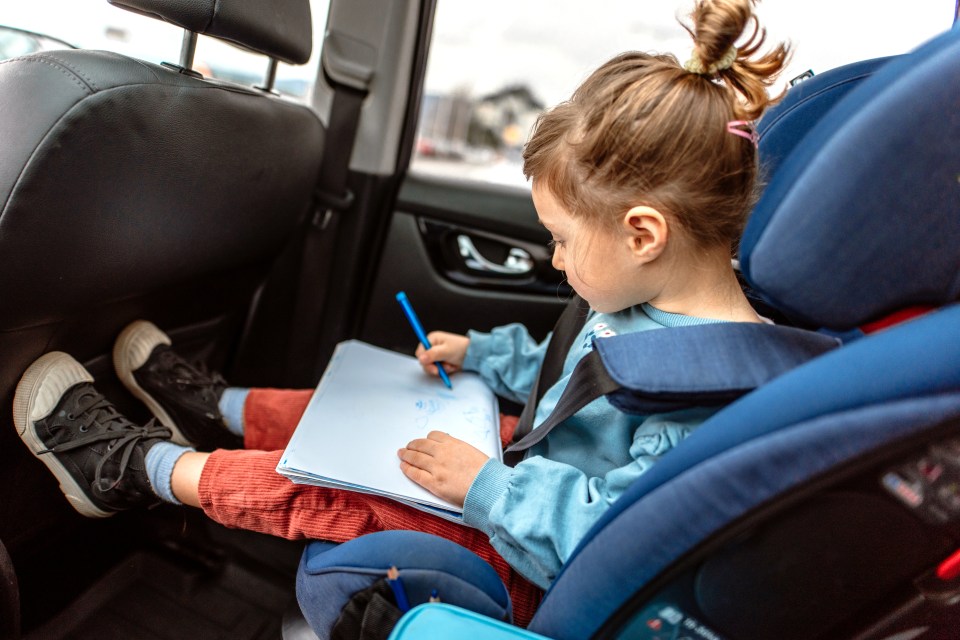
727;120;758;147
684;45;738;75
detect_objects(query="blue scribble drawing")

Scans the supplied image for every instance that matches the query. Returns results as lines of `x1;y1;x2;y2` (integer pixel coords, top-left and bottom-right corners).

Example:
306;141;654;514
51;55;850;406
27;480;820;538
413;396;494;445
460;406;493;442
414;398;444;429
462;406;490;427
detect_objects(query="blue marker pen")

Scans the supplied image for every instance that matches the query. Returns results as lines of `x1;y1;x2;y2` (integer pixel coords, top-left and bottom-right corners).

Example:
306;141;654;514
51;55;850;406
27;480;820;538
396;291;453;389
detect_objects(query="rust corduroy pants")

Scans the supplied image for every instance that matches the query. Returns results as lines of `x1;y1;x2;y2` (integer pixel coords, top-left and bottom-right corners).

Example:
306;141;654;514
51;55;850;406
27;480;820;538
196;388;542;626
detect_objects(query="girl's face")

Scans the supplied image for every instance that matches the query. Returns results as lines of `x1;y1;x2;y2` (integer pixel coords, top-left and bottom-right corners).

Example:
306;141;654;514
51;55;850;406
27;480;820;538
532;184;645;314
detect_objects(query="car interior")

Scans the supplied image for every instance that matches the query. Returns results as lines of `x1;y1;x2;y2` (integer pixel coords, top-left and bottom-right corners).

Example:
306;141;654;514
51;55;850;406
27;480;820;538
0;0;957;639
290;22;960;640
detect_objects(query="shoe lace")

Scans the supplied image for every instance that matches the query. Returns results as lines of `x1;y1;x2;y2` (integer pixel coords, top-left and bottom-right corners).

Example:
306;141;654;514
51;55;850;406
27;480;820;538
41;389;172;492
158;349;227;395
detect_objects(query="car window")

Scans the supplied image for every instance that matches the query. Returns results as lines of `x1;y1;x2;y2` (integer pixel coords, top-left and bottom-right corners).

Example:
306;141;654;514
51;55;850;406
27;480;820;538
0;25;75;58
0;1;329;102
413;0;955;189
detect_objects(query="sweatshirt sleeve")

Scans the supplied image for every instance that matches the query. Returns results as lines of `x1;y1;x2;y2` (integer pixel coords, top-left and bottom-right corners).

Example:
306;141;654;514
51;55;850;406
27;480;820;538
461;323;551;405
461;409;711;589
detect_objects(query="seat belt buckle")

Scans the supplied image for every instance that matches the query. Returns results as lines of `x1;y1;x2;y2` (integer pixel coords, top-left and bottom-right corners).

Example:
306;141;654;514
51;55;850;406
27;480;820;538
311;189;354;229
314;188;354;213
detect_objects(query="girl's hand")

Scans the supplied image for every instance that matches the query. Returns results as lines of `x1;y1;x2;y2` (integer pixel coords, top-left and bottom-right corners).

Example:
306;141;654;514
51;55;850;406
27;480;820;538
415;331;470;378
398;431;489;506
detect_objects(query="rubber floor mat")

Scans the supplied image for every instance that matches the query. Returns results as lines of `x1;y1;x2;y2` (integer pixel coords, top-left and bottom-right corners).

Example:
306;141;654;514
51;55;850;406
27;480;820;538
24;548;296;639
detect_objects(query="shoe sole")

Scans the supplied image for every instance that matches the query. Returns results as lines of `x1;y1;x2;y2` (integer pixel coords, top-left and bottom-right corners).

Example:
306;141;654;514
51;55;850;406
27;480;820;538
13;352;112;518
113;320;189;445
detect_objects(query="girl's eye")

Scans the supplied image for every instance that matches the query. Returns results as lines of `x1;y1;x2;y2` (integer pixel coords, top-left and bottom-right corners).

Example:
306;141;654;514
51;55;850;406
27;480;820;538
549;239;565;249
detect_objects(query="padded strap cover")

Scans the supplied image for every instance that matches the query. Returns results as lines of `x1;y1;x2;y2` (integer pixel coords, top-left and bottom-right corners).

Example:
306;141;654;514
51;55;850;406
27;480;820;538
107;0;313;64
597;323;841;414
503;323;838;466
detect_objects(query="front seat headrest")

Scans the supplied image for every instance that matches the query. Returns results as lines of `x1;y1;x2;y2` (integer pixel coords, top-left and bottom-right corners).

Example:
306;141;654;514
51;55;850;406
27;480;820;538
107;0;313;65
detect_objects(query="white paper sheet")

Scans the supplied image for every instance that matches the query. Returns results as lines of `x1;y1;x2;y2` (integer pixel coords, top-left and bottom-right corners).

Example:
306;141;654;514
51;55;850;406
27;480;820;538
276;340;501;522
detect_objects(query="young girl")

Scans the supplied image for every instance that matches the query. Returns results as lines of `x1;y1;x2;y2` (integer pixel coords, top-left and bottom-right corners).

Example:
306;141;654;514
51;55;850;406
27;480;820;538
13;0;788;627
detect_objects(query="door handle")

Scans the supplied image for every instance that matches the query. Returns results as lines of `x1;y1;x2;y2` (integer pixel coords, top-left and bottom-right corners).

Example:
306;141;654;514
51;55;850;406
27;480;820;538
456;234;535;276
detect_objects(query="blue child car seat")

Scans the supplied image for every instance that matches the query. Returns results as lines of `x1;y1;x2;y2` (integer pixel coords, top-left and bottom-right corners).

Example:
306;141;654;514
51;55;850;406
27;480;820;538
293;532;513;639
293;321;840;639
755;55;896;182
295;25;960;640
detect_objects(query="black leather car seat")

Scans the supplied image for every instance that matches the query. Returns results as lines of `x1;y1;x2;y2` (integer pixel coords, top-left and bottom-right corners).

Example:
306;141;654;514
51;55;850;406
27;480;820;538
0;0;322;570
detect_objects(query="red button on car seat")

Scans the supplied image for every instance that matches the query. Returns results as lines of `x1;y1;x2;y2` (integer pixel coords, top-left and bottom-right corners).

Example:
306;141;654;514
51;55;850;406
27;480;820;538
936;548;960;581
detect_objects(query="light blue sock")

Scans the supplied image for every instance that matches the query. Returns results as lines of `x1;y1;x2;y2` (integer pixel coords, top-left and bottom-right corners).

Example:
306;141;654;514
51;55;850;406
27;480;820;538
145;441;194;505
219;387;250;437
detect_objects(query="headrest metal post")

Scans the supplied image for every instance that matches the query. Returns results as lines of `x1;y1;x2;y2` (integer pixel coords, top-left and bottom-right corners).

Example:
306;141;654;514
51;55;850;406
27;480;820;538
263;58;279;92
179;30;198;70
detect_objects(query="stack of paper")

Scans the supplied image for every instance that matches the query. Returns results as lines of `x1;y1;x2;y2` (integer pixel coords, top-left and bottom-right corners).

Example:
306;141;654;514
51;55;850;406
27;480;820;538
276;340;501;522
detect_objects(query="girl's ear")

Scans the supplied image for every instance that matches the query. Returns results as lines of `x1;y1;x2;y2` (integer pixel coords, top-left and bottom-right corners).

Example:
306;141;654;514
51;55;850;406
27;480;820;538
622;206;668;263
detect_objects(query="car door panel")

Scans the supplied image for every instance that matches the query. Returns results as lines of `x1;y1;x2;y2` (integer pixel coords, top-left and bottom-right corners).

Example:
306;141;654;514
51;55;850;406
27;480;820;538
359;174;569;354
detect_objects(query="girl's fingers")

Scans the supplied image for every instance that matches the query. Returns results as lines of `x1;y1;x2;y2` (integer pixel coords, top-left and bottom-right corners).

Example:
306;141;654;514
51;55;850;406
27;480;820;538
403;433;448;454
397;447;434;470
400;433;451;465
405;437;434;452
424;344;449;363
399;460;431;486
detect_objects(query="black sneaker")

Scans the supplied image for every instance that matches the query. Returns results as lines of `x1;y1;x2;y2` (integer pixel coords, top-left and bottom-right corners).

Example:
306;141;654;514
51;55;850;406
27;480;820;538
113;320;241;451
13;352;171;518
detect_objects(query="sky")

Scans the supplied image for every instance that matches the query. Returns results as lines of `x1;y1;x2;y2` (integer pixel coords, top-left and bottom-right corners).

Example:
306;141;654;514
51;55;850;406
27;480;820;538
2;0;955;105
424;1;956;105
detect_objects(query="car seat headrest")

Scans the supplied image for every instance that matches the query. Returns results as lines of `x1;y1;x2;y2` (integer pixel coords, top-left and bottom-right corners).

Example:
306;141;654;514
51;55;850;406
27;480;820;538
756;56;895;182
740;27;960;331
107;0;312;65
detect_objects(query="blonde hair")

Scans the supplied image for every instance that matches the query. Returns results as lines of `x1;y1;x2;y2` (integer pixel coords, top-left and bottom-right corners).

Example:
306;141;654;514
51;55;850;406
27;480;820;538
522;0;790;249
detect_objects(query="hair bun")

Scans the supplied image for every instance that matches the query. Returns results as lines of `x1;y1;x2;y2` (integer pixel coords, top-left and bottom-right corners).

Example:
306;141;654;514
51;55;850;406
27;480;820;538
684;0;791;120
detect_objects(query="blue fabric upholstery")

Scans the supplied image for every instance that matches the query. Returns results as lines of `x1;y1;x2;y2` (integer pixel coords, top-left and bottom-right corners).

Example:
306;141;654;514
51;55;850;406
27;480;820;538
530;305;960;639
740;28;960;329
297;531;512;635
756;56;894;182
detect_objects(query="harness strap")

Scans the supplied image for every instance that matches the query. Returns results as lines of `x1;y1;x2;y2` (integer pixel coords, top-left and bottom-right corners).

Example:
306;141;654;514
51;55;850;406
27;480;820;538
503;322;840;467
510;296;589;445
503;350;615;466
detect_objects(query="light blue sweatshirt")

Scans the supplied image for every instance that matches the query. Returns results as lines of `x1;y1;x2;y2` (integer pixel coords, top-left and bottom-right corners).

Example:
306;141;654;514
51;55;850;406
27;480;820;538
460;303;722;589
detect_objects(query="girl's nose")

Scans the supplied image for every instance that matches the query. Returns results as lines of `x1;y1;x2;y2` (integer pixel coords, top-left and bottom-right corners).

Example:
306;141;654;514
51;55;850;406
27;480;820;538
551;248;564;271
